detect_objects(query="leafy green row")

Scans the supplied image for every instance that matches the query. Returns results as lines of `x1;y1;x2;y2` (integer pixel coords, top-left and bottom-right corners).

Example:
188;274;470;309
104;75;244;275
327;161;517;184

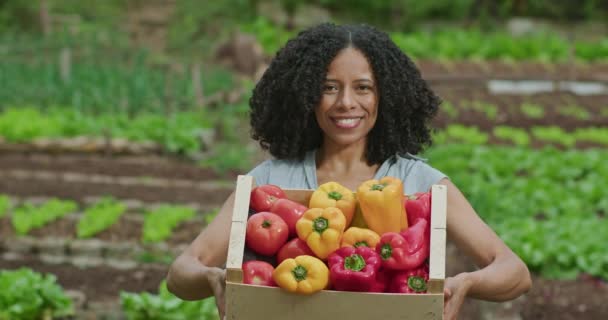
142;205;196;243
2;195;214;243
0;195;10;218
120;281;219;320
425;144;608;279
242;17;608;62
11;199;77;235
0;268;74;320
0;107;211;155
441;101;601;122
391;29;608;62
76;197;127;238
0;56;235;114
434;124;608;147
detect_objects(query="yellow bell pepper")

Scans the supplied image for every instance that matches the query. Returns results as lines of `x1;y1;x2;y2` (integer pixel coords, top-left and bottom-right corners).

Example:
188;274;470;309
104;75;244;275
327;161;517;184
296;207;346;259
309;182;356;227
273;255;329;295
349;201;368;228
356;177;408;234
341;227;380;249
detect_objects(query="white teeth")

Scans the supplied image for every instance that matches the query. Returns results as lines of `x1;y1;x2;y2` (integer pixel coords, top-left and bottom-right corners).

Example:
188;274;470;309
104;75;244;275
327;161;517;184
335;118;360;125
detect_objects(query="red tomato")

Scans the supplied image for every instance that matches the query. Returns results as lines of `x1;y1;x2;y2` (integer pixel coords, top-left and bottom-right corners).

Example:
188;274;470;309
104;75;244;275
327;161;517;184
270;198;308;237
242;260;276;286
276;238;314;264
246;212;289;256
250;185;286;212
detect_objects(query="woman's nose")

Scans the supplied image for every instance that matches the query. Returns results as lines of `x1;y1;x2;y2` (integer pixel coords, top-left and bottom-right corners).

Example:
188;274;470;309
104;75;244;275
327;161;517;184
337;87;356;109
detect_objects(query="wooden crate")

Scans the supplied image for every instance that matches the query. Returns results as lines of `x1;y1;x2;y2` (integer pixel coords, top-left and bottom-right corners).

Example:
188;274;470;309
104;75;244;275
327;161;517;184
226;175;447;320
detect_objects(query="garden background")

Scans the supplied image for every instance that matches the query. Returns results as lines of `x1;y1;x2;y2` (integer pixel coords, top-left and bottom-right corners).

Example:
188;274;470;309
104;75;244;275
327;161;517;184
0;0;607;319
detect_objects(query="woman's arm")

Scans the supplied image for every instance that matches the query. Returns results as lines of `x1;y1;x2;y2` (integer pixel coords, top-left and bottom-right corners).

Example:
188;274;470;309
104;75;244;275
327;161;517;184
439;178;531;302
166;191;235;306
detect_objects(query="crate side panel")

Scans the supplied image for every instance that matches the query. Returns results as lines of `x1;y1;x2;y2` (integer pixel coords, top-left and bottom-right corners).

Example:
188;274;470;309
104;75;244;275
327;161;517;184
226;284;443;320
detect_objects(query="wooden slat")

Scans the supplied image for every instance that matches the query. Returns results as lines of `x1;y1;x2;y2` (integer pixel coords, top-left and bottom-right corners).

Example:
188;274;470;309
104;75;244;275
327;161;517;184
226;268;243;283
429;184;447;292
427;279;445;295
226;283;443;320
225;175;253;271
430;184;447;230
429;228;446;281
232;175;253;223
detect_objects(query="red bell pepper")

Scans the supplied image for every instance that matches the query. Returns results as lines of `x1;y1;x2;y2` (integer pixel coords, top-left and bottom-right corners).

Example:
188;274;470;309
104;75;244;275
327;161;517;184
369;268;392;293
389;265;429;293
376;219;429;270
270;198;308;237
405;192;431;226
327;246;381;292
250;184;286;212
242;260;276;287
276;238;314;264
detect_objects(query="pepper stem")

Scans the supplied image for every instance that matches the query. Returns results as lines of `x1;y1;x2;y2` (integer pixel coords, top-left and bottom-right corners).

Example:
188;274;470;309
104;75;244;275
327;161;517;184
407;276;427;293
327;191;343;201
344;254;366;272
354;241;368;248
313;217;329;233
371;183;387;191
262;220;271;228
292;265;307;282
380;243;392;260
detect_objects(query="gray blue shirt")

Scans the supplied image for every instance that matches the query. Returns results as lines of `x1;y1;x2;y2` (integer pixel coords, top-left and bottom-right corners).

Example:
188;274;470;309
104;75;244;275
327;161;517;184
247;150;448;194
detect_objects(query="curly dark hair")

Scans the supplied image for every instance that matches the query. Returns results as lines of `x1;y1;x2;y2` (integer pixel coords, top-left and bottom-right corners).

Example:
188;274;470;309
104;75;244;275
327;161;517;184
249;23;441;165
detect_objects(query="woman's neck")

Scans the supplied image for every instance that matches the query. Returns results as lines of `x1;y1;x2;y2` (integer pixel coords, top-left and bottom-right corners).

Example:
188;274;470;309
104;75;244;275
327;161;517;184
315;139;369;174
315;139;380;190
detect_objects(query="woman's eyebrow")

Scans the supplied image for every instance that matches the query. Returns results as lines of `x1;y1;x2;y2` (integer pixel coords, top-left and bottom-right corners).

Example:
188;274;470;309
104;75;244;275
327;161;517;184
324;78;373;82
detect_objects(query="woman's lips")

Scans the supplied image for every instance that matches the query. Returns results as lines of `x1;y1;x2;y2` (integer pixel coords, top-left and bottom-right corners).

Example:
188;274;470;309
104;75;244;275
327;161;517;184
331;117;362;129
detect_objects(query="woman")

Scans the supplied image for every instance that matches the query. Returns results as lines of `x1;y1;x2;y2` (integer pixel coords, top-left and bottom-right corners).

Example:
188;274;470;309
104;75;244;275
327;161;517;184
167;23;531;319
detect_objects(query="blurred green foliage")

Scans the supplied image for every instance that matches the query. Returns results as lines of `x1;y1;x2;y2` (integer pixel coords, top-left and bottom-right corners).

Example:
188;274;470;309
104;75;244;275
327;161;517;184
425;144;608;279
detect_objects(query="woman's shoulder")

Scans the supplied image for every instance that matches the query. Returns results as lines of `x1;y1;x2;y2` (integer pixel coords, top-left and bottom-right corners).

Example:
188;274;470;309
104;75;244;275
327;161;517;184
246;154;312;188
383;153;448;194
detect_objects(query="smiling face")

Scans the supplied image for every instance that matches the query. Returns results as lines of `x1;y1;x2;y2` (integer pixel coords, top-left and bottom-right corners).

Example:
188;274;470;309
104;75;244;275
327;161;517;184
315;47;379;150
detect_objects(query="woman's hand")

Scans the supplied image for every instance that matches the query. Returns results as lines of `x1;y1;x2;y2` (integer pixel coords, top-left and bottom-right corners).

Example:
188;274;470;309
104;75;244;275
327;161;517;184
443;272;473;320
205;267;227;319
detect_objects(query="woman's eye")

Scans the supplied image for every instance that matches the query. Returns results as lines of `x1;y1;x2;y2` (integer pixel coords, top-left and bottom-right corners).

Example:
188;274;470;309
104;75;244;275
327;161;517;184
323;85;338;92
357;85;372;92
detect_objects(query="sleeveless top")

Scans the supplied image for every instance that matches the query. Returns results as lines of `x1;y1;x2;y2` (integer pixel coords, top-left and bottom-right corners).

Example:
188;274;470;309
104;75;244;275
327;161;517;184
247;149;448;194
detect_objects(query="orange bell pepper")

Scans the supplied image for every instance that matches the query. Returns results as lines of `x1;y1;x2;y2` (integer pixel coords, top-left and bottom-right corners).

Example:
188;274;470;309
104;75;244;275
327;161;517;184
356;177;408;234
296;207;346;259
309;182;356;227
341;227;380;249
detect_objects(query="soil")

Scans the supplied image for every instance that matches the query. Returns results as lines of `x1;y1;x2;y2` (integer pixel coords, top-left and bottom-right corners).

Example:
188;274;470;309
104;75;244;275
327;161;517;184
0;215;205;248
417;60;608;81
431;90;608;132
0;173;232;207
0;153;239;181
521;275;608;320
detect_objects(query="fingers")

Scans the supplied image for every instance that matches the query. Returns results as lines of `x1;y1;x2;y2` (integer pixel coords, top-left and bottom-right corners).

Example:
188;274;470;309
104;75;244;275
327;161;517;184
214;283;226;319
443;276;460;320
444;287;452;299
210;268;227;319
